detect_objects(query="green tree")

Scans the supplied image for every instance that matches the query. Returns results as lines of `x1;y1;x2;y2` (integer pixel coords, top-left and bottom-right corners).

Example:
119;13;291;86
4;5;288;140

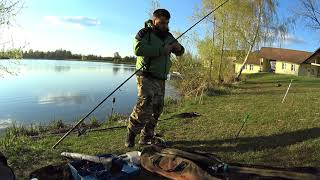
235;0;282;79
196;0;287;81
196;0;245;84
113;52;121;62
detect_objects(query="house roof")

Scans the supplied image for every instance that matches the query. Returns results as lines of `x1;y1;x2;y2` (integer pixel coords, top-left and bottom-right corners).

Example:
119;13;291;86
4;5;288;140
303;47;320;63
259;47;312;64
246;51;260;65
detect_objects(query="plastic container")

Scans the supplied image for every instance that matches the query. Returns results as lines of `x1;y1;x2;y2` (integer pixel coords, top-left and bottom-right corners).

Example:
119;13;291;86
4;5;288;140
119;151;141;165
68;154;140;180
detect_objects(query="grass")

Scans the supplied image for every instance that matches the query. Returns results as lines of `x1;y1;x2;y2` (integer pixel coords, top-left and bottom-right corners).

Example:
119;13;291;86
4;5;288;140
1;73;320;179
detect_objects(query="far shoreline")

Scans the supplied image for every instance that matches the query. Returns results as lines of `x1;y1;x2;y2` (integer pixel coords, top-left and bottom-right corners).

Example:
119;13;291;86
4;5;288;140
0;58;136;65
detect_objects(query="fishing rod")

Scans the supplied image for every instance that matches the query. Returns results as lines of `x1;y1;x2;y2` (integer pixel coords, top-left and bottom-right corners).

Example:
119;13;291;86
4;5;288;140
235;114;250;138
52;0;230;149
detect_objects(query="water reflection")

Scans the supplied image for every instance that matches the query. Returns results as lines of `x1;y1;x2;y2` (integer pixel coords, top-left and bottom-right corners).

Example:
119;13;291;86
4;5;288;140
123;66;135;72
0;60;178;127
54;65;71;72
38;92;90;105
112;65;121;75
0;119;12;129
87;66;97;70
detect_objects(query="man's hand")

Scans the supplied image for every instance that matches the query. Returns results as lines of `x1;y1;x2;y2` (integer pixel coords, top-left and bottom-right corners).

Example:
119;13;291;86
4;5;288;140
172;42;182;52
164;42;182;55
164;44;174;55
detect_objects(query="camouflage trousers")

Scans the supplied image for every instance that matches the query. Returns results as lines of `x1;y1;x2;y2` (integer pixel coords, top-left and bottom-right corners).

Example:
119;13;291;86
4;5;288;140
128;75;165;139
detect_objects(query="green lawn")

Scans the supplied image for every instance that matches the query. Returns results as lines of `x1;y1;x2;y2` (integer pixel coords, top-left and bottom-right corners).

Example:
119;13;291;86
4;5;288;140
1;73;320;179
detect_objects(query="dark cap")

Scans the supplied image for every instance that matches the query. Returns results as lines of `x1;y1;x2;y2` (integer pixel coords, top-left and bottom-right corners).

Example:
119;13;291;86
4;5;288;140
153;9;170;19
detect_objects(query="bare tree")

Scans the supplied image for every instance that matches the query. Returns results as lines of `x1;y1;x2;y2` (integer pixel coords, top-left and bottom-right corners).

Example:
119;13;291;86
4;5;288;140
0;0;23;76
148;0;161;18
295;0;320;30
0;0;21;26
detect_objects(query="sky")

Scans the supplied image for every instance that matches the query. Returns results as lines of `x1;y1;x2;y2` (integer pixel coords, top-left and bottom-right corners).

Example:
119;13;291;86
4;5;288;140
1;0;319;57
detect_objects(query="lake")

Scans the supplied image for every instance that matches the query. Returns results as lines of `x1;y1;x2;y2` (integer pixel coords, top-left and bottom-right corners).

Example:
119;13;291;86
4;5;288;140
0;59;178;131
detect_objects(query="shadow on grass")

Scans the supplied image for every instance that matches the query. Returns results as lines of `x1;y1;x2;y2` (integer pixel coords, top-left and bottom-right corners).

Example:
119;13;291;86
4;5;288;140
235;89;286;96
167;127;320;153
234;86;314;96
243;80;320;86
205;87;233;97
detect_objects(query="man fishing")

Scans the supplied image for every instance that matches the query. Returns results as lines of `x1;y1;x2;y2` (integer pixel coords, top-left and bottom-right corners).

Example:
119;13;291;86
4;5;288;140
125;9;185;147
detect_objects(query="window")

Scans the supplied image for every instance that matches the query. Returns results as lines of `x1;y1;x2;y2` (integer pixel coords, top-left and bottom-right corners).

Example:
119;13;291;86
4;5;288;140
250;64;254;70
291;64;296;71
282;63;286;70
245;65;248;70
311;69;315;75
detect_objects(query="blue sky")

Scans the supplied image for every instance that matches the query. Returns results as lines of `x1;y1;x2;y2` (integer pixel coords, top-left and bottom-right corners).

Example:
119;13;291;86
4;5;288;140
4;0;319;57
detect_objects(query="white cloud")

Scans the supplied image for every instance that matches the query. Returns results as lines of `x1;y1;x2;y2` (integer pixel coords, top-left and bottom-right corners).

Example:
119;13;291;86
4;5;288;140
0;17;134;57
43;16;101;29
283;34;306;45
264;30;307;45
266;32;307;48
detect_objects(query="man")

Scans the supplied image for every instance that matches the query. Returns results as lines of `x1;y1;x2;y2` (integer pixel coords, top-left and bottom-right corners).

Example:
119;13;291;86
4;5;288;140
125;9;185;147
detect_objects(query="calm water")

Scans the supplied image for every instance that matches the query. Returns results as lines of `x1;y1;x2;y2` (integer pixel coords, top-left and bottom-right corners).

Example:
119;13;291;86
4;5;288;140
0;59;178;130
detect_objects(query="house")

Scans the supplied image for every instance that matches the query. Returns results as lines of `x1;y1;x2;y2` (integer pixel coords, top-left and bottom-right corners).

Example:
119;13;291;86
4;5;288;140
234;51;261;74
259;47;313;76
234;47;320;77
300;48;320;77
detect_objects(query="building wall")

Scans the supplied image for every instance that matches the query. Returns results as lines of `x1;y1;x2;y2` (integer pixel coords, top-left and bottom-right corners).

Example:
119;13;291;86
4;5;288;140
275;61;300;76
235;63;260;74
301;55;320;77
299;64;320;77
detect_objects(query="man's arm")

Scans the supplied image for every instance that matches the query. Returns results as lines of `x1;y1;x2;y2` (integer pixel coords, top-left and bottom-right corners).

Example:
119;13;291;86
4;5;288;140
172;43;185;56
168;33;185;56
134;28;166;57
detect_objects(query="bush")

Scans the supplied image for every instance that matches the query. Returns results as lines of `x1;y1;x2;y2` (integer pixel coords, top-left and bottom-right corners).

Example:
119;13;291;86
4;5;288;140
171;52;208;97
171;51;236;103
107;113;127;122
48;120;65;130
164;96;178;106
3;122;43;137
88;117;101;128
163;96;180;114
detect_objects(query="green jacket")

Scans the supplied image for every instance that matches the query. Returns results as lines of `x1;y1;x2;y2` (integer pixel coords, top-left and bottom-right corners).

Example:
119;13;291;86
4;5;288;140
134;20;184;80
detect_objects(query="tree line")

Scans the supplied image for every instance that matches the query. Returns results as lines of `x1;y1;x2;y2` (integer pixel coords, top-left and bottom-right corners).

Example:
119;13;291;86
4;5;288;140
0;48;136;64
